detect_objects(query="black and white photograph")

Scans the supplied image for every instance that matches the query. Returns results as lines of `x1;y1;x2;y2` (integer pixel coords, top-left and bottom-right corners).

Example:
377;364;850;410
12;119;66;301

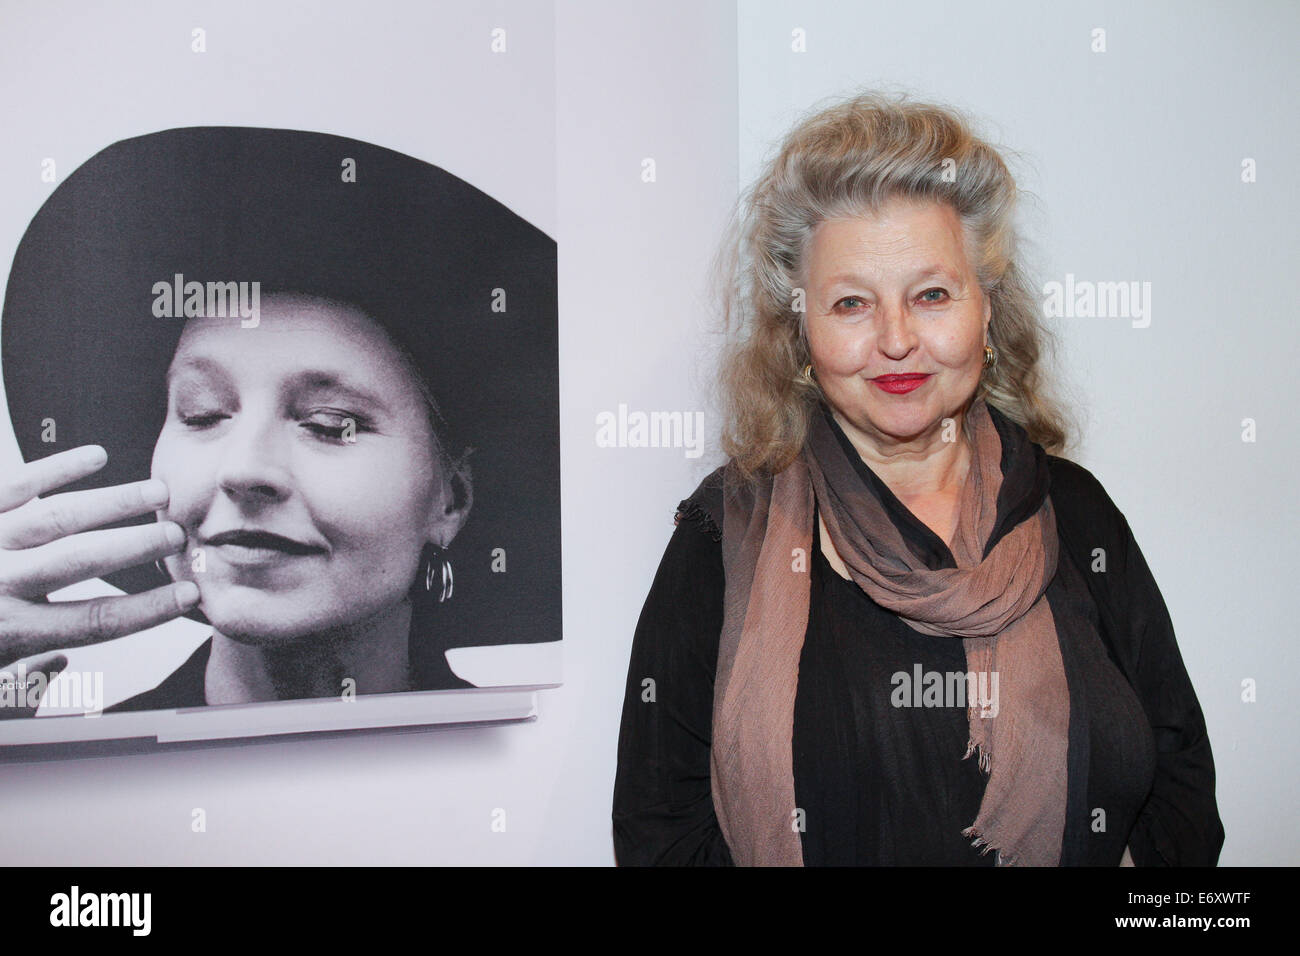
0;3;559;751
3;125;560;722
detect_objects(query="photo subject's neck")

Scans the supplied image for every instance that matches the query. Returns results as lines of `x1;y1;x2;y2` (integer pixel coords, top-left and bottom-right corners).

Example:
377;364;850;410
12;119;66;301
203;601;415;705
837;407;974;503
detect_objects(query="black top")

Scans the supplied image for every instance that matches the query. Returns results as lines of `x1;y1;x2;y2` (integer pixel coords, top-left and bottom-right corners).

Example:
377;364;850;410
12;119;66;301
613;456;1225;866
105;633;473;713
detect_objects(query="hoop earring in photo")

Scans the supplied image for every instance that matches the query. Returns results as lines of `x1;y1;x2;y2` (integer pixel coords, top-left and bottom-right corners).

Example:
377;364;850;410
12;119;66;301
416;545;454;603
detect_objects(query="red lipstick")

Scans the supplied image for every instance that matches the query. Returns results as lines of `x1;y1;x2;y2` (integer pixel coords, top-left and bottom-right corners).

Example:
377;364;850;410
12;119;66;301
872;374;931;394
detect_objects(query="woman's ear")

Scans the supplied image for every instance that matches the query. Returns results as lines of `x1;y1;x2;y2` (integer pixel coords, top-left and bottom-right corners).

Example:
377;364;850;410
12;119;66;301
426;452;473;548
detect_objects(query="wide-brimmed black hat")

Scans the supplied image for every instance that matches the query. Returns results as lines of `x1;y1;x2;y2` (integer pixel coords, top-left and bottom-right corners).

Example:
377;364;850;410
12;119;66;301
1;127;561;677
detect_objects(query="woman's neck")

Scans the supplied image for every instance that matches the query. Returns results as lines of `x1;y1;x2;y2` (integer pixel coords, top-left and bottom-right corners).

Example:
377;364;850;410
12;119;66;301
832;405;974;501
203;600;415;705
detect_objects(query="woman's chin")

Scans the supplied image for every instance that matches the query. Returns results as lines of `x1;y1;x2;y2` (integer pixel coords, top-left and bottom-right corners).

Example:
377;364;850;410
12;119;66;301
859;403;954;443
205;617;323;647
198;593;343;647
196;584;404;647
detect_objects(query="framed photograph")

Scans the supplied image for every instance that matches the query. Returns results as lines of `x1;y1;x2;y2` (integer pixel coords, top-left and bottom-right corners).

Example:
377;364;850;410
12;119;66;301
0;2;560;755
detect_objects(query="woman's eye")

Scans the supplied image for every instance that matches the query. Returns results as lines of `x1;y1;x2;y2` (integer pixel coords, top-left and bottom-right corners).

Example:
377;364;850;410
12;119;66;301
919;288;949;303
303;422;349;440
834;296;867;311
179;412;227;428
302;412;368;442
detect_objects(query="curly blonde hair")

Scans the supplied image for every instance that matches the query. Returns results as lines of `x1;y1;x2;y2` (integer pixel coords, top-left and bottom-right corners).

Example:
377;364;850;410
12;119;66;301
719;91;1075;480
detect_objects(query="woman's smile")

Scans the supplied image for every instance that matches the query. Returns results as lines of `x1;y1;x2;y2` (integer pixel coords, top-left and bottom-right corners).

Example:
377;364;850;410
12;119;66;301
203;528;329;568
871;373;932;395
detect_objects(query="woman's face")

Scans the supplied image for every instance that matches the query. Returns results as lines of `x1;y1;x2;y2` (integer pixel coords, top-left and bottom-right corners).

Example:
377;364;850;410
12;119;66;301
803;197;991;456
152;295;468;646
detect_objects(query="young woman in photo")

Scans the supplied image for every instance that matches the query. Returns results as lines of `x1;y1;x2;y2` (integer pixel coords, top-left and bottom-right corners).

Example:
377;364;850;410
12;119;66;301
0;126;560;711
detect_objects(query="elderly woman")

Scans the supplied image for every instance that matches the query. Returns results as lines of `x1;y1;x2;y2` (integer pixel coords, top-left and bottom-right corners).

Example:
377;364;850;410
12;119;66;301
0;127;560;712
613;93;1224;866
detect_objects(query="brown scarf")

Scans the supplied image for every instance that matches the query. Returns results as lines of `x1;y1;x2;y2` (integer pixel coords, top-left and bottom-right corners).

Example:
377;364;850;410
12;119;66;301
711;396;1068;866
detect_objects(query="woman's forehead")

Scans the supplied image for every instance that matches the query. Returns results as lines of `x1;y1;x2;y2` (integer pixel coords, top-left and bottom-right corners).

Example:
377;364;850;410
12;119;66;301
169;296;424;399
809;201;973;277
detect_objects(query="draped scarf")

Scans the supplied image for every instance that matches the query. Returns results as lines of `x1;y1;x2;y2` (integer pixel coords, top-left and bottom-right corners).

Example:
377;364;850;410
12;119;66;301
710;396;1068;866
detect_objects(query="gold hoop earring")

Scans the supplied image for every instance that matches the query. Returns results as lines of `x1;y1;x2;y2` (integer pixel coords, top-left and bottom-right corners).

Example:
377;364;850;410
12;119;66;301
798;363;816;386
983;345;997;369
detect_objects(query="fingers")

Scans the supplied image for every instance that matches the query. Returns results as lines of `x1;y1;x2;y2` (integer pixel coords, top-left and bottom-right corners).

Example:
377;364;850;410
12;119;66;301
0;478;171;550
0;653;67;719
19;653;69;676
0;445;107;513
2;522;189;598
0;583;200;663
0;446;200;669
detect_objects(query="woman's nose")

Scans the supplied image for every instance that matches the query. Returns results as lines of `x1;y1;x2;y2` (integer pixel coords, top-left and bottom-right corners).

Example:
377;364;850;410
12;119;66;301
214;414;292;504
876;300;920;359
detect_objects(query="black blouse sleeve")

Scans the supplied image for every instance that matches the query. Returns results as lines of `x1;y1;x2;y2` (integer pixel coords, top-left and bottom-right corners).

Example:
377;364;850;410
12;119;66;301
1050;457;1225;866
1112;508;1226;865
612;490;734;866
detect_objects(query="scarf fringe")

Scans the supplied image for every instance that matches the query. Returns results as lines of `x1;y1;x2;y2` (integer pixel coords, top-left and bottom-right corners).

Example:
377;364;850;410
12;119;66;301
961;824;1016;866
673;500;722;542
963;737;993;774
